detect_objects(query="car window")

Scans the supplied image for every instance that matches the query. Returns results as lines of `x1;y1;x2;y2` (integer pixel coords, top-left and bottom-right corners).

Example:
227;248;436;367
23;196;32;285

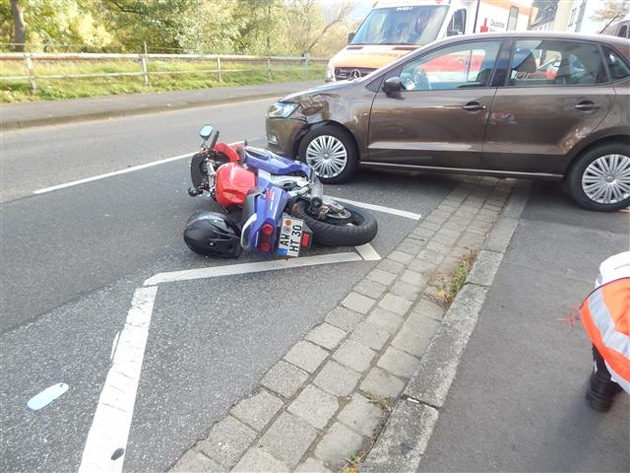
507;39;606;87
602;45;630;81
399;40;502;91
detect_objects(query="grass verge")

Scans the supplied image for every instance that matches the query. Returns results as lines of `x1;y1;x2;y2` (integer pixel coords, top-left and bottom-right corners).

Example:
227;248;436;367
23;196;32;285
1;58;326;103
430;250;477;310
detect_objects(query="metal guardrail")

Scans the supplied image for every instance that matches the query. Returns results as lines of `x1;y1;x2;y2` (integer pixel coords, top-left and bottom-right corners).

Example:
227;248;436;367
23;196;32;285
0;52;328;91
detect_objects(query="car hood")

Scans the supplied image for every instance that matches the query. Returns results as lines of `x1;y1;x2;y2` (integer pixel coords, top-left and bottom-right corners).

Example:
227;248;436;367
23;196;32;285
281;80;358;103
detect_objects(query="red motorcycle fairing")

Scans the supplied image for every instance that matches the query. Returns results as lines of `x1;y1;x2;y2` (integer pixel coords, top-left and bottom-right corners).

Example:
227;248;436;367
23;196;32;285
215;162;256;207
214;142;241;163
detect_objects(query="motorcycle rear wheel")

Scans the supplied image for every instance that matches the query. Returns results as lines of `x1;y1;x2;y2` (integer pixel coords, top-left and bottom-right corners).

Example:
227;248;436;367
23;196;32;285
293;200;377;247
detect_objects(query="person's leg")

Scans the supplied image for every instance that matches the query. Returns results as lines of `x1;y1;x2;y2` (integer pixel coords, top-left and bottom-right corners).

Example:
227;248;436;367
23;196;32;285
585;345;622;411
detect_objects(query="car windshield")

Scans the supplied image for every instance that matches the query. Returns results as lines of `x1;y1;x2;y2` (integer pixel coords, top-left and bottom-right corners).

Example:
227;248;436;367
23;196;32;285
351;5;449;46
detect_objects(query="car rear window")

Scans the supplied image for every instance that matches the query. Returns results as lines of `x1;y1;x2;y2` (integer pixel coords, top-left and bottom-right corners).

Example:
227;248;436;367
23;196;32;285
602;45;630;81
507;39;607;87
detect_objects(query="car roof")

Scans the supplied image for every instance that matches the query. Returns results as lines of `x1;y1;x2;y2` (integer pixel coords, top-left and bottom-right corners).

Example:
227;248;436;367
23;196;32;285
365;30;630;81
436;30;630;49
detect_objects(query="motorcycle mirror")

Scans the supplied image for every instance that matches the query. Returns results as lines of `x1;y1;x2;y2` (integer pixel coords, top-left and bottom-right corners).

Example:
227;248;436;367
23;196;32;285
199;125;213;140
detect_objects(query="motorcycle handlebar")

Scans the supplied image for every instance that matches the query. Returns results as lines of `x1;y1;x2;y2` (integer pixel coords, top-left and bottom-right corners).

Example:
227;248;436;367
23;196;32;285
209;130;219;150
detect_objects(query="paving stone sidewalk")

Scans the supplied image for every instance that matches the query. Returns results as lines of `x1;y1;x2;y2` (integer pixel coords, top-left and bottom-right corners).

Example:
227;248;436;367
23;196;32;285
169;176;521;473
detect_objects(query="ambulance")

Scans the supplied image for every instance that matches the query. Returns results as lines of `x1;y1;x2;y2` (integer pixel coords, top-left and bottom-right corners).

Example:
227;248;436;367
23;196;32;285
326;0;532;81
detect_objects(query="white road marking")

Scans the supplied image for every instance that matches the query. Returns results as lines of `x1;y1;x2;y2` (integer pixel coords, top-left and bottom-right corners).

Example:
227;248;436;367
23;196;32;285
80;248;376;470
79;286;158;473
355;243;382;261
33;153;194;194
144;251;363;286
32;139;249;195
330;196;422;220
109;331;120;361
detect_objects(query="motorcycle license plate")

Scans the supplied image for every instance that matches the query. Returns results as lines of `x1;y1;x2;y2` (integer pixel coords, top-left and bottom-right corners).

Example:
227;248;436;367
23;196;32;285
277;216;304;258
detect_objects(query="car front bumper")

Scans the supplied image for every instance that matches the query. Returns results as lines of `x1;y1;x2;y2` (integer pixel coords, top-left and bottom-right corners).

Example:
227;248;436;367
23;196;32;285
265;117;307;159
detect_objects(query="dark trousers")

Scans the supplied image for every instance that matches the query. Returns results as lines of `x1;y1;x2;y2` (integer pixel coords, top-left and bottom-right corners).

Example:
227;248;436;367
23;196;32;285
592;345;612;381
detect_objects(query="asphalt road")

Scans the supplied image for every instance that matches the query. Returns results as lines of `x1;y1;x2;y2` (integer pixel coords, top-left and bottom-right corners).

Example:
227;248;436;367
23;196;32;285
1;99;458;472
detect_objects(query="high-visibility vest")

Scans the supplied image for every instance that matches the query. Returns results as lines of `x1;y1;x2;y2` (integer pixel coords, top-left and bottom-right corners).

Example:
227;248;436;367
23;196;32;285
580;252;630;394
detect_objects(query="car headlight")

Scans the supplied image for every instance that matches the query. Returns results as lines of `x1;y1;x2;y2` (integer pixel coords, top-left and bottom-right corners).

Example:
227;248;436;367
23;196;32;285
267;102;299;119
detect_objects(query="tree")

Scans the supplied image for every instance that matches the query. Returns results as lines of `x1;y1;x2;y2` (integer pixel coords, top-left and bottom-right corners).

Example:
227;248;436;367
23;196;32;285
592;0;629;25
4;0;113;52
283;0;354;56
10;0;26;52
180;0;240;54
0;0;358;55
231;0;285;55
93;0;208;52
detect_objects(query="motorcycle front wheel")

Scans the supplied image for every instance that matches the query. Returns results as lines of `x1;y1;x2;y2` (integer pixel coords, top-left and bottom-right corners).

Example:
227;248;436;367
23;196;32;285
293;200;378;247
190;152;209;191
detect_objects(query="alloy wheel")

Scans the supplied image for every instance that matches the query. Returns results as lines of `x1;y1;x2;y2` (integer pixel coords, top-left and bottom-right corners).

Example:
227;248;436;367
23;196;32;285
305;135;348;179
582;153;630;205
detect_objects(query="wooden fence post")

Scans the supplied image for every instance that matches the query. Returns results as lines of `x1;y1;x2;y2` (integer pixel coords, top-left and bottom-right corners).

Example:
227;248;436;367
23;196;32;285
267;58;272;79
24;53;37;92
141;42;150;86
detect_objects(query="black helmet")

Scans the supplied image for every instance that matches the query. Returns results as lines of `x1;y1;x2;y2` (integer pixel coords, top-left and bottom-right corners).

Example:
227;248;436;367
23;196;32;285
183;212;242;258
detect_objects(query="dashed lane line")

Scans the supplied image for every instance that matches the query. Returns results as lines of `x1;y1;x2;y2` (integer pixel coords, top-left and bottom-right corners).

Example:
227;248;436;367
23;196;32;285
34;153;194;194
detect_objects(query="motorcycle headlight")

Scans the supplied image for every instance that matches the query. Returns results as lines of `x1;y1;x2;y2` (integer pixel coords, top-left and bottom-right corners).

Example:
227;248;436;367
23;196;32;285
267;102;299;119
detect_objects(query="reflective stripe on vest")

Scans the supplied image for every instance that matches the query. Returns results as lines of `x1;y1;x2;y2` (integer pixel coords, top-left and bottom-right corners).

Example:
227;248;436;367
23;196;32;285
580;277;630;393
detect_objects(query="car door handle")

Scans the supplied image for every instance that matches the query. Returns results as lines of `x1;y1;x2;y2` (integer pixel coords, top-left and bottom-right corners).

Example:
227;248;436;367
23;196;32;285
574;101;601;111
461;102;486;112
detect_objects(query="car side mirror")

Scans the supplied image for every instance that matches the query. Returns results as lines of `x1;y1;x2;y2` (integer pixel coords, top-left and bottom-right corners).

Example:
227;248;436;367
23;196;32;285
348;32;355;43
382;77;403;95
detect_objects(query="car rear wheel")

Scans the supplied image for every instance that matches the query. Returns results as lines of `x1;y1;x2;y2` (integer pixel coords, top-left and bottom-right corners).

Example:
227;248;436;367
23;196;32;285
298;126;358;184
567;142;630;211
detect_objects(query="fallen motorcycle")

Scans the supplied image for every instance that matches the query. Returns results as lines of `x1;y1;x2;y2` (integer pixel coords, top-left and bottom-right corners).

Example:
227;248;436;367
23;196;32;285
184;124;377;258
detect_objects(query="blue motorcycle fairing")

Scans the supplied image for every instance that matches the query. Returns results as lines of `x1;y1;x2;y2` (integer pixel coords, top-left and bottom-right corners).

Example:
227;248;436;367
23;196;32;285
245;184;290;252
243;146;312;178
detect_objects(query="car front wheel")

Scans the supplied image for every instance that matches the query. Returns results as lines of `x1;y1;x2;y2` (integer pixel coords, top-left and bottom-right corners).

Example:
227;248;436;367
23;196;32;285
298;126;358;184
567;142;630;211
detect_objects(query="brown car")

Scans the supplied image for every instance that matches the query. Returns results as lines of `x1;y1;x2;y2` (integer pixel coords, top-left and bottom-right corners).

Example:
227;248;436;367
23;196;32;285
266;31;630;211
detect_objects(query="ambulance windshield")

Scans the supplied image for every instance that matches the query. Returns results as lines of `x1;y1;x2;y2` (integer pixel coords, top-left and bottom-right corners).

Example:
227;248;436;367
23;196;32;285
350;5;449;46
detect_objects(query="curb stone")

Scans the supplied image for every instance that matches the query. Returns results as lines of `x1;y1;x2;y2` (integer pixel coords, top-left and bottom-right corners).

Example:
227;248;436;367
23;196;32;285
168;177;530;473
